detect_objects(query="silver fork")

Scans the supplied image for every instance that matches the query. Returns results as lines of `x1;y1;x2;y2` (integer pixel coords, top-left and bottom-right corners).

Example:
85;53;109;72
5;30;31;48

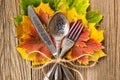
59;20;84;58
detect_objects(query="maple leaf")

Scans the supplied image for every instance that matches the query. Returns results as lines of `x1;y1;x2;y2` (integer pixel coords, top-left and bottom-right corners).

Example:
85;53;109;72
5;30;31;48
34;2;54;17
38;9;49;25
15;16;33;39
19;26;52;60
82;39;104;54
14;15;22;25
66;28;104;64
66;8;88;26
71;0;90;14
89;50;107;62
86;10;103;25
20;0;41;15
88;23;104;42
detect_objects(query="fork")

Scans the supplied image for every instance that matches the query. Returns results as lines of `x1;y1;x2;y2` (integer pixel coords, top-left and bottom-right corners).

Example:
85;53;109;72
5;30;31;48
59;20;84;58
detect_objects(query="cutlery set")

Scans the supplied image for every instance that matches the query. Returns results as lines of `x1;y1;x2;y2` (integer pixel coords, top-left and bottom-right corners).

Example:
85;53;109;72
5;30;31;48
28;5;84;80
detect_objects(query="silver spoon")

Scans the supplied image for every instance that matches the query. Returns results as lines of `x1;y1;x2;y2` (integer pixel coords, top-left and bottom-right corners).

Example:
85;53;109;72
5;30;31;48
48;12;69;55
48;12;69;80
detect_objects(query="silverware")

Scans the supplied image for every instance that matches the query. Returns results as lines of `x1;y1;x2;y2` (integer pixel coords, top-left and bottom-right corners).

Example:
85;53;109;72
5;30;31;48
59;20;84;58
44;64;58;80
28;6;57;58
55;64;62;80
28;5;84;80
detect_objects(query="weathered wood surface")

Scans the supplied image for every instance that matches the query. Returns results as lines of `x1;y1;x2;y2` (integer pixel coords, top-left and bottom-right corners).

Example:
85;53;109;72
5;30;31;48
0;0;119;80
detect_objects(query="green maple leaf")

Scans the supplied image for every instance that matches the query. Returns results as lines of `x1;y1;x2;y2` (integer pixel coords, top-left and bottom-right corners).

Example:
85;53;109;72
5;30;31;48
71;0;90;14
86;10;103;24
14;15;22;25
20;0;41;15
42;0;89;14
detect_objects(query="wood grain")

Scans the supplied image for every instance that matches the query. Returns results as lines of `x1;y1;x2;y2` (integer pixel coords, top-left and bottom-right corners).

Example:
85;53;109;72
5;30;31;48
0;0;31;80
0;0;119;80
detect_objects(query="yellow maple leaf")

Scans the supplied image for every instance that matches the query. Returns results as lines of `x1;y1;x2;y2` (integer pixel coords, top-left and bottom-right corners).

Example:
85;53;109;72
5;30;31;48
32;58;49;66
16;16;33;39
66;8;88;26
88;23;104;42
65;50;72;60
89;50;107;62
34;2;54;17
16;47;36;61
58;6;67;15
17;47;50;65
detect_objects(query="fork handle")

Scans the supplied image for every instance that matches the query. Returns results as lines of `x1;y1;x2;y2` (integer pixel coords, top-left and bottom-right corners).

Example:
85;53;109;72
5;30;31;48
59;38;74;58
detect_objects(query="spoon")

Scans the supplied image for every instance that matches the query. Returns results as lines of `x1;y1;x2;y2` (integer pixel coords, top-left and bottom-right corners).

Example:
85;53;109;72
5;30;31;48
48;12;69;55
48;12;69;80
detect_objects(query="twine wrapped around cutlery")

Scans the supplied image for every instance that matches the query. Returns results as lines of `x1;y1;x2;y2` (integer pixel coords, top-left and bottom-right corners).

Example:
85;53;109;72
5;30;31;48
26;51;97;80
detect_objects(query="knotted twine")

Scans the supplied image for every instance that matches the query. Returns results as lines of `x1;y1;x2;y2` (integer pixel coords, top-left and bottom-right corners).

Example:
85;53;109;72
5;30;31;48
26;51;97;80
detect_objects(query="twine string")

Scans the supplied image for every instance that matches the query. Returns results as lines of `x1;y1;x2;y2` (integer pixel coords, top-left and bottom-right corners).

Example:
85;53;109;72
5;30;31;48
26;51;97;80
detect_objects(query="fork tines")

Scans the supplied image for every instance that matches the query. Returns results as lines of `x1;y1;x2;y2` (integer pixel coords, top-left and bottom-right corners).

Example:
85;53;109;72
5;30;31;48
67;20;84;41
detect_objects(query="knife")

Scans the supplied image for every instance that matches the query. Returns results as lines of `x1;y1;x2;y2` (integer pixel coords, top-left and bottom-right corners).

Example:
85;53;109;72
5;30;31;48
28;6;57;58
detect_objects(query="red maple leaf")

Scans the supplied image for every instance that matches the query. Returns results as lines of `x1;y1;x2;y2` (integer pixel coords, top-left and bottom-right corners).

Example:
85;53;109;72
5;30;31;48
70;28;104;64
20;26;52;60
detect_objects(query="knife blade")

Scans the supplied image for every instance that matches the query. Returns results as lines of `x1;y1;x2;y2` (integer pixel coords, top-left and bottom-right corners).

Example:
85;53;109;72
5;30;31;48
28;5;57;58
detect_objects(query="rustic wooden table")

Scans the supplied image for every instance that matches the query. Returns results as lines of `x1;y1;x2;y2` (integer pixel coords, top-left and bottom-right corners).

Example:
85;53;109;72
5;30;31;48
0;0;120;80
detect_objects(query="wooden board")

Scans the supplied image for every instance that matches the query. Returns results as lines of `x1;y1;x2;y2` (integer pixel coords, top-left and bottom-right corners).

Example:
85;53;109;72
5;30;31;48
0;0;119;80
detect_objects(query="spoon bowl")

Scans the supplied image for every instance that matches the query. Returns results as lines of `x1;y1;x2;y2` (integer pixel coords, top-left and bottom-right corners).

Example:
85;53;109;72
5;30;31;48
48;12;69;41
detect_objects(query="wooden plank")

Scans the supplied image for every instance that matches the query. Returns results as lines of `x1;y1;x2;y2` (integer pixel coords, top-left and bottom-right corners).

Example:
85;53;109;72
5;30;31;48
87;0;119;80
0;0;31;80
0;0;120;80
116;0;120;80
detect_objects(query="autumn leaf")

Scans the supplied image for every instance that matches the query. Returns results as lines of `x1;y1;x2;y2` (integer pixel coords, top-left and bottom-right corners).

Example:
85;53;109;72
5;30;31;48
89;50;107;62
66;28;104;64
34;2;54;16
15;16;33;39
14;15;23;25
71;0;90;14
19;26;52;60
88;23;104;42
17;26;53;64
86;10;103;24
66;8;88;25
20;0;41;15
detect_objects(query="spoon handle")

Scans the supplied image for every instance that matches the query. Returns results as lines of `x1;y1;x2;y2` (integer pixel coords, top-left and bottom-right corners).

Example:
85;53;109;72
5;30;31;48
55;64;62;80
55;40;62;80
44;64;57;80
55;40;61;57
